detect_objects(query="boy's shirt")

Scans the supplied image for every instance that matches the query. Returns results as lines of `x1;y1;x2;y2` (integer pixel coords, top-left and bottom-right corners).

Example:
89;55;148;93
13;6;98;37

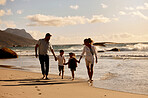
57;55;65;66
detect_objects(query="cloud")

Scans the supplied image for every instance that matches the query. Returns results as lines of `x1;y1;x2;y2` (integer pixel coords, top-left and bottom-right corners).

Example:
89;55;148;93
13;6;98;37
0;19;16;28
0;0;6;5
112;18;119;21
136;3;148;10
119;10;148;20
17;10;23;14
90;15;111;23
27;30;46;40
5;9;13;15
69;5;79;10
119;3;148;20
0;10;5;16
92;32;146;43
0;0;14;6
124;3;148;11
101;3;108;8
98;33;134;42
108;33;148;42
0;19;2;24
119;11;126;15
26;14;88;26
27;30;148;44
0;9;13;16
4;21;16;28
130;11;148;20
125;7;134;10
26;14;111;27
112;33;134;39
27;30;83;44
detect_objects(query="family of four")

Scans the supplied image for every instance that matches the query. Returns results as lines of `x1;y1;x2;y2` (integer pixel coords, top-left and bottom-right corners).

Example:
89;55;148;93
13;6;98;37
35;33;98;82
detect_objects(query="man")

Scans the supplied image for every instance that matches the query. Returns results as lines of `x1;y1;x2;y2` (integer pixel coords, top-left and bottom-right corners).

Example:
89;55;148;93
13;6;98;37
35;33;57;79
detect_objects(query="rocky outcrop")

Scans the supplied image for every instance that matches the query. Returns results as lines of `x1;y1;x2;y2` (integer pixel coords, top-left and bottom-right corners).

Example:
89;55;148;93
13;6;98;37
98;48;120;52
0;47;18;58
93;43;106;47
107;48;120;52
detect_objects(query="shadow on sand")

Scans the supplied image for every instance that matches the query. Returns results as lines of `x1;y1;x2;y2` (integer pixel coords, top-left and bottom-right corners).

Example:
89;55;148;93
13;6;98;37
0;78;86;86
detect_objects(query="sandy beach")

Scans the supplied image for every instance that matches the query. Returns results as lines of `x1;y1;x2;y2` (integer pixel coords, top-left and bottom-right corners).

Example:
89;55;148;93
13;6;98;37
0;68;148;98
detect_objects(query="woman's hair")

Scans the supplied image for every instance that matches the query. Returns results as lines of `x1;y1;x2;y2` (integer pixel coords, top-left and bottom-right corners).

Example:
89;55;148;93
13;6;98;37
88;38;93;44
84;38;88;43
84;38;93;44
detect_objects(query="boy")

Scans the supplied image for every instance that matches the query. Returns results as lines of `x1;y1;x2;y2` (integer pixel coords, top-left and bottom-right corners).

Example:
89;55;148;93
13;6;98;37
56;50;66;79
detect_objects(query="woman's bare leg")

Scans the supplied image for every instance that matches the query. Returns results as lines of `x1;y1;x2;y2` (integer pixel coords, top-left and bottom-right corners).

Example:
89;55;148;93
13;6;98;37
90;64;94;81
87;66;91;81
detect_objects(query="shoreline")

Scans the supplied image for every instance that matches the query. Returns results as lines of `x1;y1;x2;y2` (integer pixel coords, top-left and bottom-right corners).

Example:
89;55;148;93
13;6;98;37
1;64;148;96
0;67;148;98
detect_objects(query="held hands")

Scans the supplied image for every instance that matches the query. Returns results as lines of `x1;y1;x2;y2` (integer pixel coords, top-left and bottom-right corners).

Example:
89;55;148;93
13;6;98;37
78;59;81;63
96;59;98;63
55;57;57;61
78;60;80;63
35;54;38;58
64;62;68;65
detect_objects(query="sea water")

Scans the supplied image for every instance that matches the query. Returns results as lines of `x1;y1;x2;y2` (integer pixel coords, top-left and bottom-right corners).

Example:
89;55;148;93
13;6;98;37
0;42;148;95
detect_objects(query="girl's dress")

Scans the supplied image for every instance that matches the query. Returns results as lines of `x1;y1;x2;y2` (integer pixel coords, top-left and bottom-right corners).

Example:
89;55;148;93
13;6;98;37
68;58;77;71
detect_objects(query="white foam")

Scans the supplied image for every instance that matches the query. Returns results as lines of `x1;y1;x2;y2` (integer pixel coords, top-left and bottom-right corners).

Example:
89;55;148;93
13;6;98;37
100;72;118;80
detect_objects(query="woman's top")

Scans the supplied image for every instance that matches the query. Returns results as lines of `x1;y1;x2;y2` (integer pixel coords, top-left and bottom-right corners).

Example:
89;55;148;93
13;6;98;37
81;45;97;63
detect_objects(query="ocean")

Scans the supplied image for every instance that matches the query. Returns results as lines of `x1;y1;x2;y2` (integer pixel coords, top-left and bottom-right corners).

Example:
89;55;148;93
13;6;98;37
0;42;148;95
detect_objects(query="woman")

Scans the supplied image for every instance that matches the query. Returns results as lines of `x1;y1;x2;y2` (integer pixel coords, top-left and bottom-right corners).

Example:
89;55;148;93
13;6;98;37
79;38;98;82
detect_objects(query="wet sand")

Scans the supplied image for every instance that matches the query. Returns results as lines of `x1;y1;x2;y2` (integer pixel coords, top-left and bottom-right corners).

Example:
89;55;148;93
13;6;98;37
0;68;148;98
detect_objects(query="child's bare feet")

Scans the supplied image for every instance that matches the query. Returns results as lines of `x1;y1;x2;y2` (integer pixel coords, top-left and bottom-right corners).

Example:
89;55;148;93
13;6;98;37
42;75;45;79
45;77;48;80
59;72;61;76
88;79;93;83
90;80;93;83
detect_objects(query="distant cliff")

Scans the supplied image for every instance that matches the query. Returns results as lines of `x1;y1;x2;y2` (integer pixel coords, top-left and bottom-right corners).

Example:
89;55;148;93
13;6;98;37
4;28;34;40
0;30;37;47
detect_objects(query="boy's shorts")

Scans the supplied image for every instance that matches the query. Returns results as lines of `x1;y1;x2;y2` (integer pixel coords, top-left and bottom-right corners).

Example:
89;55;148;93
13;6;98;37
58;65;64;72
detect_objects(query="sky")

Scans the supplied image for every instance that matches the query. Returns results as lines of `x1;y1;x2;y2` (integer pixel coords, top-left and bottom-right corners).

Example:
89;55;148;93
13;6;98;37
0;0;148;44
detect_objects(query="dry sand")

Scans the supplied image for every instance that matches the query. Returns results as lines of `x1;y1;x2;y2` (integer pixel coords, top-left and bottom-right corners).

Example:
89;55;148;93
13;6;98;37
0;68;148;98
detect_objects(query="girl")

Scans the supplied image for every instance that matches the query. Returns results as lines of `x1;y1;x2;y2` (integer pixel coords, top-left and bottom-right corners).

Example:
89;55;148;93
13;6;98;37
66;52;79;80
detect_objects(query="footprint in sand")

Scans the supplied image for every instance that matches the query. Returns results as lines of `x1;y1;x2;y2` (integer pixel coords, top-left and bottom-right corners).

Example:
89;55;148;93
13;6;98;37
35;86;42;95
35;86;38;88
38;93;42;95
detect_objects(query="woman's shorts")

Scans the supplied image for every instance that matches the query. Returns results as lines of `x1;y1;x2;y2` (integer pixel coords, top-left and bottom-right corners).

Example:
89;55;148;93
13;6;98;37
85;59;94;67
